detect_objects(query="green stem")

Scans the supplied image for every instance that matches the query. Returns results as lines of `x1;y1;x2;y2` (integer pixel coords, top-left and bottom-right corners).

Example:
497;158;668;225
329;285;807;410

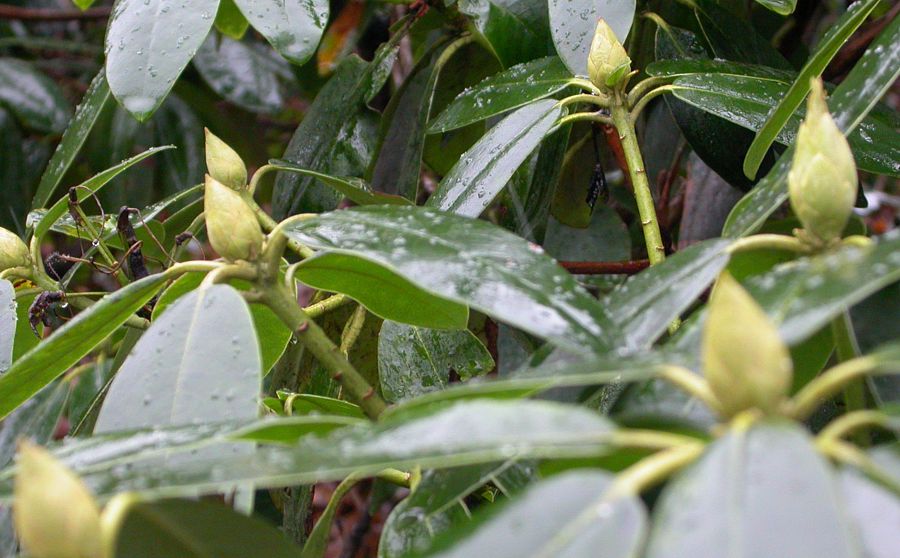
70;202;127;285
606;442;704;499
657;365;723;416
555;111;613;128
340;305;367;356
818;410;890;445
251;200;315;260
788;354;881;420
557;93;611;110
264;284;386;420
627;77;674;110
303;294;352;319
611;101;666;265
568;77;604;96
832;312;867;443
629;85;679;121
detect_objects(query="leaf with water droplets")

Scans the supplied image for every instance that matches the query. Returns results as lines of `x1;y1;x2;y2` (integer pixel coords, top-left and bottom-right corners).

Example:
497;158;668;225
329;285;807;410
105;0;218;121
0;281;13;374
232;0;328;65
0;58;71;134
283;205;619;356
549;0;635;76
95;284;261;445
0;273;167;421
459;0;553;68
429;57;572;133
428;99;564;217
378;321;494;402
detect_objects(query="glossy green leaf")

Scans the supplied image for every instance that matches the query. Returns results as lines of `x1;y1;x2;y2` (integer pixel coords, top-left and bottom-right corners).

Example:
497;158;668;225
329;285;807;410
106;498;301;558
543;208;631;262
429;57;571;133
296;252;469;329
416;471;646;558
215;0;250;40
459;0;552;68
0;281;13;373
233;0;328;64
0;273;166;420
31;69;112;209
840;467;900;558
606;240;731;352
276;393;365;420
645;421;859;558
742;231;900;345
273;56;387;218
152;272;291;375
194;34;286;114
12;289;39;362
96;284;261;432
549;0;635;77
684;0;791;69
32;145;174;239
0;58;70;134
724;13;900;237
380;462;530;558
270;160;412;206
669;73;899;177
428;100;564;217
753;0;797;15
284;206;618;356
0;400;617;500
105;0;218;120
378;321;494;402
744;0;880;179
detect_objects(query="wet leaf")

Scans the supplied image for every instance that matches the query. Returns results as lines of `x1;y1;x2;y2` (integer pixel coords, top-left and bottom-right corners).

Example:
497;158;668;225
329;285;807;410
232;0;328;65
0;58;70;134
548;0;635;77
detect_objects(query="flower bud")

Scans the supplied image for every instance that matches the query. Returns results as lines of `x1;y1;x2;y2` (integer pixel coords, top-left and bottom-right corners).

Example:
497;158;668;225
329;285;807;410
0;227;31;273
204;175;264;262
788;79;857;244
14;441;102;558
205;128;247;190
587;19;631;90
703;273;792;418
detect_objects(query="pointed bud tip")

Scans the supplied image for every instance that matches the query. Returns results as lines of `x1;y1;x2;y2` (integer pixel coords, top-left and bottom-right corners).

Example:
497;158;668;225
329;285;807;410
703;273;792;418
587;18;631;90
205;129;248;191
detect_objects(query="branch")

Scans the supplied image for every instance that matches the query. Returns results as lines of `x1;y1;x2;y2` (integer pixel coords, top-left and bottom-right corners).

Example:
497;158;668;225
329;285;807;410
0;6;111;21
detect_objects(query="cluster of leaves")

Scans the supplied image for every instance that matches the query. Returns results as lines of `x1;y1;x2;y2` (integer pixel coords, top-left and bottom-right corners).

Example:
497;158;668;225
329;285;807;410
0;0;898;557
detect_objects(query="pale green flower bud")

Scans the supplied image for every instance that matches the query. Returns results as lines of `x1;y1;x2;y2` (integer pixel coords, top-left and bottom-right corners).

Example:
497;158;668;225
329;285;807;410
204;175;264;262
587;19;631;90
788;79;857;244
703;273;793;418
0;227;31;272
205;128;247;190
14;441;102;558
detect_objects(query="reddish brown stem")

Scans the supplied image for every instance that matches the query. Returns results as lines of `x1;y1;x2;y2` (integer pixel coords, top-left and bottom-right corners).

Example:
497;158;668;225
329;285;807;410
560;260;650;275
0;5;111;21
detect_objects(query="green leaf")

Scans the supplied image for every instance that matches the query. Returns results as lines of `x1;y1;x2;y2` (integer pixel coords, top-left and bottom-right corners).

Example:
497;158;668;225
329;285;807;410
32;145;174;239
277;393;365;420
1;400;617;500
96;284;261;432
378;321;494;402
645;421;860;558
429;57;572;133
31;69;112;209
0;273;167;420
105;0;218;120
152;272;291;375
0;280;13;373
215;0;250;40
296;252;469;329
744;0;880;179
12;289;40;362
684;0;792;69
105;498;302;558
459;0;552;68
0;58;70;134
379;462;530;558
549;0;635;76
415;471;646;557
606;240;731;351
669;73;898;177
839;467;900;558
543;208;631;262
723;13;900;237
194;34;287;114
283;206;618;356
270;160;412;206
428;100;564;217
232;0;328;65
742;232;900;346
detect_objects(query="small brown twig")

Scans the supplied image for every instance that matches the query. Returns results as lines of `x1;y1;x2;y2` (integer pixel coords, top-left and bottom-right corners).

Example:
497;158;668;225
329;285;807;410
0;5;111;21
560;260;650;275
